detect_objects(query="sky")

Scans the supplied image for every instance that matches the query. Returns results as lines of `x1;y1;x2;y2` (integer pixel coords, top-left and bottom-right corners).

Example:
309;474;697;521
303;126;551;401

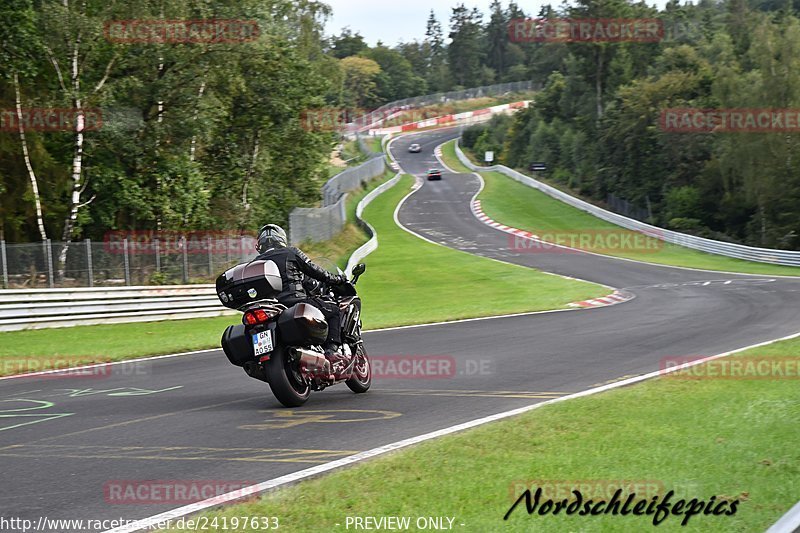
322;0;668;46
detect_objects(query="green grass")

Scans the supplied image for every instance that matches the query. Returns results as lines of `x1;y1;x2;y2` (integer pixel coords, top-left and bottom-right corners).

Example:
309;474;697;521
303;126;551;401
440;138;472;173
366;135;383;154
440;140;800;277
0;316;238;375
355;175;606;329
164;335;800;533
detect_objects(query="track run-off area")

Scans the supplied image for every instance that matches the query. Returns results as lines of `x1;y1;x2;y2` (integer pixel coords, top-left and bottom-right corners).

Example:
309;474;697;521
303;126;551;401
1;128;799;531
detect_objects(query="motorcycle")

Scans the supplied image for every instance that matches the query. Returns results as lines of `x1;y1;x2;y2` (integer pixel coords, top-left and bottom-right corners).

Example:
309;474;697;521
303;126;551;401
216;260;371;407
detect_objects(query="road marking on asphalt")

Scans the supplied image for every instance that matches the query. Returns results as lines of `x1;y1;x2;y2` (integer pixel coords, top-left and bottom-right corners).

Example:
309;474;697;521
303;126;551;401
0;399;73;433
239;409;402;430
29;396;254;444
375;389;566;399
0;444;360;464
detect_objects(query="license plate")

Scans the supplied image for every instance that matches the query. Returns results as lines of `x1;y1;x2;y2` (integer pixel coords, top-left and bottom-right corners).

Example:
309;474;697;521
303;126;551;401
252;330;273;356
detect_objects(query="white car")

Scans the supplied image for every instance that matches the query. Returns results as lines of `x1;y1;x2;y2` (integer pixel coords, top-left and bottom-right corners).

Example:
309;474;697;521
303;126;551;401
408;144;422;153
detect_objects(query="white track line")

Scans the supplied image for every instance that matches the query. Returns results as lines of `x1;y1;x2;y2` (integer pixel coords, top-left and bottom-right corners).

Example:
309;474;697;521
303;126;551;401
104;329;800;533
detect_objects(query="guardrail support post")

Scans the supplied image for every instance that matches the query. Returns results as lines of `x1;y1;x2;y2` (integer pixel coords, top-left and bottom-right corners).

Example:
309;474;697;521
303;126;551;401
85;238;93;287
1;239;8;289
45;239;54;288
182;236;189;283
123;238;130;286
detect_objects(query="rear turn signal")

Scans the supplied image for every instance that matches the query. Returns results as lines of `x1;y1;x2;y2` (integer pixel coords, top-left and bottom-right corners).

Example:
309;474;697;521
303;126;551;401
243;308;271;326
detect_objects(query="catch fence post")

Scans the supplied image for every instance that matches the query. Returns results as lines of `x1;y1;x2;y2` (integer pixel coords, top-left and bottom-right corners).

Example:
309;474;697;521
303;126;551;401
85;238;93;287
45;239;54;288
123;238;131;286
181;236;189;283
207;236;213;276
0;240;7;289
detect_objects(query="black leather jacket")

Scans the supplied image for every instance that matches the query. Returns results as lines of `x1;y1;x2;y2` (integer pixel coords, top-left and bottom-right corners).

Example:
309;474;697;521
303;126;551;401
256;246;345;302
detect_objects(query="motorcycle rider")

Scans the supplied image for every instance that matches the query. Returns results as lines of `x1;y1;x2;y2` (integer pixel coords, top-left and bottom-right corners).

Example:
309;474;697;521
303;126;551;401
254;224;349;366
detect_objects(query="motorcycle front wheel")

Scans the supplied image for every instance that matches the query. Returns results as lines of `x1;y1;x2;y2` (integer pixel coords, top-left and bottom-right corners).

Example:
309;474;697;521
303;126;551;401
346;343;372;394
266;346;311;407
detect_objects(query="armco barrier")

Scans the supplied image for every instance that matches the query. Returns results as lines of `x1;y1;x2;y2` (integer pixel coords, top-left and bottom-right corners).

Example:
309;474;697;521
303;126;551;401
346;172;403;276
454;141;800;267
0;285;233;331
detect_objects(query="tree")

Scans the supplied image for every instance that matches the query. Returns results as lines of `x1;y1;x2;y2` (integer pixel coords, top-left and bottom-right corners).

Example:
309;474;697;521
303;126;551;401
362;46;427;102
340;56;382;109
0;0;47;241
425;10;450;91
486;0;509;79
448;5;486;87
330;28;367;59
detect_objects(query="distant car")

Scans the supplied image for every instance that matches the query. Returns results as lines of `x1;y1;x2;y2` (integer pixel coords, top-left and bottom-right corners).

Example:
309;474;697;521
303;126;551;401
408;144;422;153
426;169;442;181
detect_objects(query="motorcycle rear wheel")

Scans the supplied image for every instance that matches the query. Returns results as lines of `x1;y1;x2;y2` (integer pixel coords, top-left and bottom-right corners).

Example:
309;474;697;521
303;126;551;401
346;343;372;393
267;346;311;407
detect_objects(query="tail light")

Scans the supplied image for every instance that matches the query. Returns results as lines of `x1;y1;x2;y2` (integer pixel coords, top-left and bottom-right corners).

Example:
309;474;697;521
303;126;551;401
243;308;272;326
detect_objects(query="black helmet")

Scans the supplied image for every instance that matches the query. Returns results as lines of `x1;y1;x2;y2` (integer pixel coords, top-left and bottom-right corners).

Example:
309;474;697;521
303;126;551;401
256;224;287;253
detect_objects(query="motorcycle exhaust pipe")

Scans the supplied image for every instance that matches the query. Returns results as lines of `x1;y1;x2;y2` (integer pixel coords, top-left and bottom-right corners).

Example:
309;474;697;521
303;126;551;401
290;347;331;377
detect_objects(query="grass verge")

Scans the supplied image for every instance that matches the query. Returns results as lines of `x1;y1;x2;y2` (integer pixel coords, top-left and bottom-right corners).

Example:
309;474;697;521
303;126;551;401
164;334;800;533
439;140;800;277
0;316;237;374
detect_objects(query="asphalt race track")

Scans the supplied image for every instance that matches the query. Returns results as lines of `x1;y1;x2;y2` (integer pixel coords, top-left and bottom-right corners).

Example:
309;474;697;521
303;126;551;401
1;128;800;529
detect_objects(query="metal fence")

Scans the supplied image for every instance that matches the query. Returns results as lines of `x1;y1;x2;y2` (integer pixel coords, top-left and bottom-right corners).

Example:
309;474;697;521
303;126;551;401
607;193;651;222
454;141;800;267
0;237;258;289
321;155;386;207
350;80;539;132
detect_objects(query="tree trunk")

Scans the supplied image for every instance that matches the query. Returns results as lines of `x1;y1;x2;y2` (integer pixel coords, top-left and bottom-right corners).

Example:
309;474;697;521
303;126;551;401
189;80;207;162
13;72;48;242
241;131;261;227
57;30;85;278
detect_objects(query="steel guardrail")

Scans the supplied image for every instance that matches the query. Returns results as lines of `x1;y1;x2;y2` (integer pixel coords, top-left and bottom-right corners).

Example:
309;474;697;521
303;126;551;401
0;285;233;331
